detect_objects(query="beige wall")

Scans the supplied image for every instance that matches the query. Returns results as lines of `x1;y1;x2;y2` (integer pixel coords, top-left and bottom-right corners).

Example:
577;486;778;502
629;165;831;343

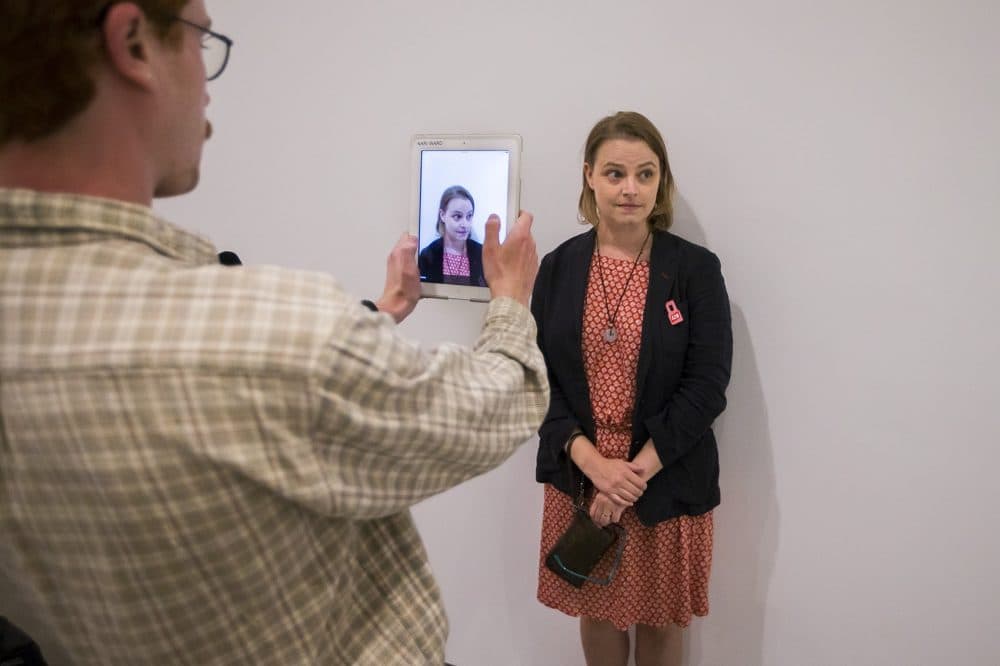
5;1;998;664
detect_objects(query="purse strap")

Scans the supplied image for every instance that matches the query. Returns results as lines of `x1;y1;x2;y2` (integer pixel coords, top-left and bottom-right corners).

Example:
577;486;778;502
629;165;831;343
561;432;628;585
565;432;588;508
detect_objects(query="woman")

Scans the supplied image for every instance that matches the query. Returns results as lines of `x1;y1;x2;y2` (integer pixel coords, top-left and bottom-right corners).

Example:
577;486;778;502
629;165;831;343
532;111;732;666
418;185;486;287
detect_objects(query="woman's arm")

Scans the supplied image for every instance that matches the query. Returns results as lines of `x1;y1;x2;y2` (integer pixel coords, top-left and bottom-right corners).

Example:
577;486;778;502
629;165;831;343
569;435;646;507
631;439;663;484
531;253;580;476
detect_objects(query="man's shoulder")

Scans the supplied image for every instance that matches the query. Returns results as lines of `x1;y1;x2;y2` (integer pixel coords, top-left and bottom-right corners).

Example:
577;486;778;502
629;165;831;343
198;263;348;310
164;263;356;364
8;245;360;378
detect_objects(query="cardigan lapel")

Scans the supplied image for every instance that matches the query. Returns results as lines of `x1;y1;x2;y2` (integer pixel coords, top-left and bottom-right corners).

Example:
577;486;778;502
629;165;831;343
563;230;597;402
635;231;680;402
568;230;596;341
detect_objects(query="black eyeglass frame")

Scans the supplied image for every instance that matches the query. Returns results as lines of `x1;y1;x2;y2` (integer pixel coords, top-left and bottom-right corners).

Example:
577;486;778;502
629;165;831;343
95;4;234;81
171;15;233;81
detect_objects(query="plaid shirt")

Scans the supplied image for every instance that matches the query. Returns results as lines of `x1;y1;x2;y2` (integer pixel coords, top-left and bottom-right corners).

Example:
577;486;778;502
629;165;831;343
0;189;548;665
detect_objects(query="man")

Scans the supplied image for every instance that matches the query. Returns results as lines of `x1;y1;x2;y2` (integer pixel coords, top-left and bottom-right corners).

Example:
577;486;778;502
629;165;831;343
0;1;548;664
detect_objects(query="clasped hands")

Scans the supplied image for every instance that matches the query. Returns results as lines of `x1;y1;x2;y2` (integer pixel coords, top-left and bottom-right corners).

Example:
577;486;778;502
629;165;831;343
586;457;646;528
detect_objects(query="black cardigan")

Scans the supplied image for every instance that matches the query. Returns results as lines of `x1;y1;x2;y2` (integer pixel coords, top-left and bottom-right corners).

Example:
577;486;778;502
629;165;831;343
531;229;733;525
417;237;486;287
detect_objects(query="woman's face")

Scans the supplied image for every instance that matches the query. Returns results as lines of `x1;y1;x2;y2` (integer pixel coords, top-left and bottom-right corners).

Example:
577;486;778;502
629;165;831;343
584;138;660;229
439;197;474;244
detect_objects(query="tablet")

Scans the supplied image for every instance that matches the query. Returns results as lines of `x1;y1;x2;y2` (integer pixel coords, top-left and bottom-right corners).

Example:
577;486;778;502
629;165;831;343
410;133;522;302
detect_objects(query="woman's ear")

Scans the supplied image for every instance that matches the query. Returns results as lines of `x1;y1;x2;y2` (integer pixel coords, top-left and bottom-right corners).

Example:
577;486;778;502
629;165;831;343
100;2;156;90
583;162;594;190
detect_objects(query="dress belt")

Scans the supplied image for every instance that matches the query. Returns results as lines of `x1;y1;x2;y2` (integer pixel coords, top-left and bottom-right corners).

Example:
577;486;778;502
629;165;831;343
594;420;632;434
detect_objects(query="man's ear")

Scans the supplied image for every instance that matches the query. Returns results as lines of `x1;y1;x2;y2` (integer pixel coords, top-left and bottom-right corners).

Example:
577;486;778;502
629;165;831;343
100;2;156;89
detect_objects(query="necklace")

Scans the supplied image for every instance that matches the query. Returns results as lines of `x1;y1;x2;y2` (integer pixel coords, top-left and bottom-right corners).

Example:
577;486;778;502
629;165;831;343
595;230;651;343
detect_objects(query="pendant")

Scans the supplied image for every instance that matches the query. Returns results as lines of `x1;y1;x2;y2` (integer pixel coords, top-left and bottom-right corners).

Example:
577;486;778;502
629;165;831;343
603;327;618;343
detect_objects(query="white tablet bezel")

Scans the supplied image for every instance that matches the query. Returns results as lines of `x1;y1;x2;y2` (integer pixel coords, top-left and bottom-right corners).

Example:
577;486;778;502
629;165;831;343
410;133;522;302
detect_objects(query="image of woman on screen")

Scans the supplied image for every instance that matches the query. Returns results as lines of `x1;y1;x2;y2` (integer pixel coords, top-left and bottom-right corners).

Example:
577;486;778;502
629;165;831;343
532;111;732;666
418;185;487;286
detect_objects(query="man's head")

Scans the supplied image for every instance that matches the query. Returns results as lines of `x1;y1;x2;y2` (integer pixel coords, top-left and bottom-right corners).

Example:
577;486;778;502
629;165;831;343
0;1;220;201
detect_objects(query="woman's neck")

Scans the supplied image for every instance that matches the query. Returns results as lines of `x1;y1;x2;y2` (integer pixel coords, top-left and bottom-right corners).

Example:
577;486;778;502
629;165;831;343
596;222;651;261
443;236;467;254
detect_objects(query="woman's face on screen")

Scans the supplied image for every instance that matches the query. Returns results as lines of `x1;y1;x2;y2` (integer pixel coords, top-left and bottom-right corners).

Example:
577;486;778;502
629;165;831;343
439;197;474;243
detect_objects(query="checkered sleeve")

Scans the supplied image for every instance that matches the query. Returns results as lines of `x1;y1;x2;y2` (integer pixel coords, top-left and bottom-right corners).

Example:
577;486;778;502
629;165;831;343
310;296;549;518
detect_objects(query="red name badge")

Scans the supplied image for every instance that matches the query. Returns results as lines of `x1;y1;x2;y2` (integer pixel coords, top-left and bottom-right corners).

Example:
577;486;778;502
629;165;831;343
665;300;684;325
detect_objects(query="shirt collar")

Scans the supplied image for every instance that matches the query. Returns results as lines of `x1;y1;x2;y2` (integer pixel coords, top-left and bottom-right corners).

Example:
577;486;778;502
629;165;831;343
0;188;217;265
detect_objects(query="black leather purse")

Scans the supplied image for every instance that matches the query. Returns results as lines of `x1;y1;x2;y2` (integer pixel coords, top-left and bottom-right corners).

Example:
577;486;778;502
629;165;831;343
544;465;626;588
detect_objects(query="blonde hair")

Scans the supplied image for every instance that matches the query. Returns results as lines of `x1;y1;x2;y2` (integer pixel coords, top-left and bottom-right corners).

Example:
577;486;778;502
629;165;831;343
436;185;474;236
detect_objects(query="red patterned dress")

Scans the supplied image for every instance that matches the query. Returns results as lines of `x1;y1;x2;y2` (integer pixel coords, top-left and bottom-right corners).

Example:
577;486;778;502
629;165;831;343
442;251;471;284
536;253;714;630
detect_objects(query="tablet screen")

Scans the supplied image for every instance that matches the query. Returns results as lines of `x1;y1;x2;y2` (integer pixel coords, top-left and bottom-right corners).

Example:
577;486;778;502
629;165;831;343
416;148;511;288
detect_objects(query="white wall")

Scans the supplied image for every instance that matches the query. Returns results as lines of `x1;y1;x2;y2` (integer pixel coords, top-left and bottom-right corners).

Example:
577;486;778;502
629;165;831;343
153;1;999;664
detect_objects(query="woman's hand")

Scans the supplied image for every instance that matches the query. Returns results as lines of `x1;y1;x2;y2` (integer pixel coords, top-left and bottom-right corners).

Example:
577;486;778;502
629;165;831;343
584;456;646;508
590;491;626;527
569;435;647;508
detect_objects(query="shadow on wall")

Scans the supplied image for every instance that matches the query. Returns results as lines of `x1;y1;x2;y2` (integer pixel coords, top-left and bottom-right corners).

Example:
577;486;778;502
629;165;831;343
672;195;780;666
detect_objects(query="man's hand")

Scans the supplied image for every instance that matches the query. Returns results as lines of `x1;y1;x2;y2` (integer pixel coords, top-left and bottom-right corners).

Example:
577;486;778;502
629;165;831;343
482;211;538;307
376;233;420;323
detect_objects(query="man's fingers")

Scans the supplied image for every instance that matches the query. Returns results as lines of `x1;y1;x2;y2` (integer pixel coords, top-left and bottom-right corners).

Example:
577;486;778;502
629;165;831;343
391;233;417;259
484;214;501;248
513;211;533;237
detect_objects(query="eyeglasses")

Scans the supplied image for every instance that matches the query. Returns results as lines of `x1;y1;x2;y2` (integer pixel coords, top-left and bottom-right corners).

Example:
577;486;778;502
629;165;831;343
171;16;234;81
94;5;234;81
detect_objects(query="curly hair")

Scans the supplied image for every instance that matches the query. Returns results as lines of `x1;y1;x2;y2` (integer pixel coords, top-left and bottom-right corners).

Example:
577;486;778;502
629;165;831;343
0;0;188;146
578;111;675;231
